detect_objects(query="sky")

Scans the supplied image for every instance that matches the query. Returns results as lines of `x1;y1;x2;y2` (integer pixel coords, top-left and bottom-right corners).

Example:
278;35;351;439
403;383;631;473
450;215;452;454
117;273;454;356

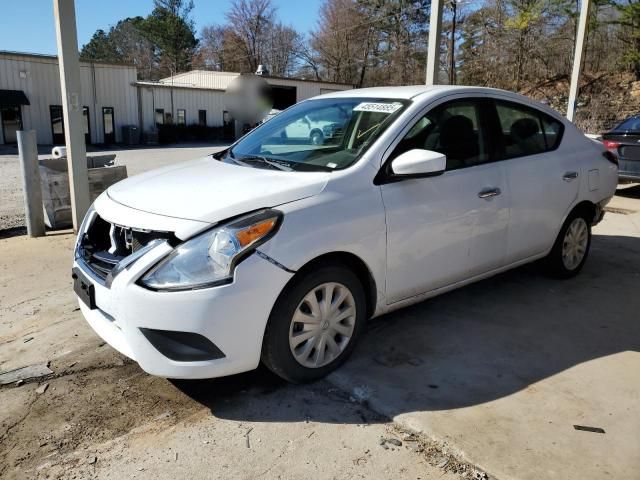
0;0;324;56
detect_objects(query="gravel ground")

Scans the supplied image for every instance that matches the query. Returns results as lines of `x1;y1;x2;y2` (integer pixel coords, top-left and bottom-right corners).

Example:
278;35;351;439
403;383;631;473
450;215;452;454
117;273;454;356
0;144;226;231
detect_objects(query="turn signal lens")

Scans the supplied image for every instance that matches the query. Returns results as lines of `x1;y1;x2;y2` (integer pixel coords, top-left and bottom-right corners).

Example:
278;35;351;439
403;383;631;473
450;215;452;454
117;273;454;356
235;218;277;248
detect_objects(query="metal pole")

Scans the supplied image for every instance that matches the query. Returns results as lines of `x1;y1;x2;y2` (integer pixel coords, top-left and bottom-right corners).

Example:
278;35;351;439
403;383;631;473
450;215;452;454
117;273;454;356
449;0;457;85
566;0;591;122
17;130;45;237
53;0;90;231
426;0;444;85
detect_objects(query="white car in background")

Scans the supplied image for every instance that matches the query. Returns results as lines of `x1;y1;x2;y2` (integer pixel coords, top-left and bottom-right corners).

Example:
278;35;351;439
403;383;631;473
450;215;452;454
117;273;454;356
283;107;350;145
73;86;617;383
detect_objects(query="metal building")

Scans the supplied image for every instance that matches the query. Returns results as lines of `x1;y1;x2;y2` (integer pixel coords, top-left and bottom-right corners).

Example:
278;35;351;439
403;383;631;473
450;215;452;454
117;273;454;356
137;71;352;133
0;51;138;145
0;51;353;145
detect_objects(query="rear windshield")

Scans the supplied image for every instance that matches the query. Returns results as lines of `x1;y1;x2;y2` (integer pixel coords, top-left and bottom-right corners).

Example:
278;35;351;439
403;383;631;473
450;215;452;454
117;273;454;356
612;117;640;133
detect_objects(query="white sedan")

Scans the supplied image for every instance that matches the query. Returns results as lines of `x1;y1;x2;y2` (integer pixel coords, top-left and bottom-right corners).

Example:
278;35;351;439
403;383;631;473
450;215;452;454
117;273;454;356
73;86;617;383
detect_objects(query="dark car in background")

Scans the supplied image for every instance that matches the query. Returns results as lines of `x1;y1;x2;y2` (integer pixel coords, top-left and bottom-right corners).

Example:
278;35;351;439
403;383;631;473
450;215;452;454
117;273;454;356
603;115;640;181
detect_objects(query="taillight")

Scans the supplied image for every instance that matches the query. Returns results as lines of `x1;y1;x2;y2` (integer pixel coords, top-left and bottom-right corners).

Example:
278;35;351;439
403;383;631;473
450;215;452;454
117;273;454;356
603;150;618;166
602;139;621;151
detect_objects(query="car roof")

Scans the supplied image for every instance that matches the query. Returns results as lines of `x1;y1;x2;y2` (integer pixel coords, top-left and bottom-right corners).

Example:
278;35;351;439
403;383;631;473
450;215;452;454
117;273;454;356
315;85;566;121
317;85;508;100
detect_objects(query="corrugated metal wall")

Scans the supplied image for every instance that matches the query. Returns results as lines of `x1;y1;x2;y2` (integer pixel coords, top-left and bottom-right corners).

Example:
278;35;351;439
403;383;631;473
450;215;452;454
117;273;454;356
158;71;239;90
138;85;228;131
0;52;138;145
137;78;352;131
156;71;352;103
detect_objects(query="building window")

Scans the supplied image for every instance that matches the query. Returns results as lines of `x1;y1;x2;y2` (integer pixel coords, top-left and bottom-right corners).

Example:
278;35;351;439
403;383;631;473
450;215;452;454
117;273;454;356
50;105;64;134
198;109;206;126
165;112;173;125
177;109;186;126
50;105;65;144
102;107;115;144
83;106;91;144
155;109;164;127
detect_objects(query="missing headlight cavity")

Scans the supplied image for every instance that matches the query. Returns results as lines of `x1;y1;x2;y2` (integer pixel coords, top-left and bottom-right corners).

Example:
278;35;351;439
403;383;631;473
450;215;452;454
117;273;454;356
140;328;226;362
78;214;178;281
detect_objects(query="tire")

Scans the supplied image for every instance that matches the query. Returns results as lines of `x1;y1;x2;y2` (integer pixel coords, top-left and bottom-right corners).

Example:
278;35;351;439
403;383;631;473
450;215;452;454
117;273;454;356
310;130;324;145
261;264;367;383
545;209;592;278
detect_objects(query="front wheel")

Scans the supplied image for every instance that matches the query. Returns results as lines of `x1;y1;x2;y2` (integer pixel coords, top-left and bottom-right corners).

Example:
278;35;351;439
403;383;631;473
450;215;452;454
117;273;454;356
261;265;367;383
310;130;324;145
545;211;592;278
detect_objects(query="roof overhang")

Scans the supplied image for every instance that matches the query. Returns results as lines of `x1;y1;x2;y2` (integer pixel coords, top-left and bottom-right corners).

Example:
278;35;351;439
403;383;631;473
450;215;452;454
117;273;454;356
0;89;30;106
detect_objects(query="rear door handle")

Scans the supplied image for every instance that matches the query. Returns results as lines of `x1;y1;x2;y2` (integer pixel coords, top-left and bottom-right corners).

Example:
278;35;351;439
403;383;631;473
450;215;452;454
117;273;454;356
563;171;579;181
478;187;501;199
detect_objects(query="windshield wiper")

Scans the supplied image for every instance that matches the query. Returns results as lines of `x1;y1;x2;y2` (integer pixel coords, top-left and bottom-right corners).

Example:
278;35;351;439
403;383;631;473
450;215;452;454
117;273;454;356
239;155;292;172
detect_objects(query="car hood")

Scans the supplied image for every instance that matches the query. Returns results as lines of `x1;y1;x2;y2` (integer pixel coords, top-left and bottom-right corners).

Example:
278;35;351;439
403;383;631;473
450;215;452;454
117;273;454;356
107;156;330;224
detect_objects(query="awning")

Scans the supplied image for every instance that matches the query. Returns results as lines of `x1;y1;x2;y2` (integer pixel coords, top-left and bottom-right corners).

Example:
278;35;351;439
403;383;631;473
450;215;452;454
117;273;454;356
0;90;30;106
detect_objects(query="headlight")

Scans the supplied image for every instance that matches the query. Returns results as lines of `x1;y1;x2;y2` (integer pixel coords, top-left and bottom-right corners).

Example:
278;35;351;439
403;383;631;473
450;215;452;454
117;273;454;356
140;209;282;291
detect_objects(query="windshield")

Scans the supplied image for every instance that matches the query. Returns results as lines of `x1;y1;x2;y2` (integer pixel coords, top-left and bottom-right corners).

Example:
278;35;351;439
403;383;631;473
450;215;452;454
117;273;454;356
227;97;409;171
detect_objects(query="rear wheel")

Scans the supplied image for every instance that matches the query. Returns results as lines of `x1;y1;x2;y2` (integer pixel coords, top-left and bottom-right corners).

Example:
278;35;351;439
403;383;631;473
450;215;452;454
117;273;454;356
261;265;366;383
545;210;592;278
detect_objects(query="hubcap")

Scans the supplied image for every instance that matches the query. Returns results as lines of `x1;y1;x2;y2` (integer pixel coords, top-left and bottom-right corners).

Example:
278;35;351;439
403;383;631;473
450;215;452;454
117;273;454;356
289;282;356;368
562;217;588;270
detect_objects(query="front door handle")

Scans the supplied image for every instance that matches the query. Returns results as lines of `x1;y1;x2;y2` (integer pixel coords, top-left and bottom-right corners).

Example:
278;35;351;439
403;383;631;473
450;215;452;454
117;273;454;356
478;187;501;199
563;171;579;181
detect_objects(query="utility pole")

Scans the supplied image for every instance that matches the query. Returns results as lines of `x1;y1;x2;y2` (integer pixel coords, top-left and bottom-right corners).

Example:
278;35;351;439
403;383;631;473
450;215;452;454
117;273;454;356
53;0;90;231
567;0;591;122
449;0;458;85
426;0;444;85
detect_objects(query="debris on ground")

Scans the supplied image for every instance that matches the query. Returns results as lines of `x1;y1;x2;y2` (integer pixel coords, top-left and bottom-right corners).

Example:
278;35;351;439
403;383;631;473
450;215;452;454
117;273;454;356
379;437;402;449
245;427;253;448
0;364;53;385
86;455;97;465
349;385;372;404
573;425;606;434
23;337;34;343
392;425;491;478
35;383;49;394
386;438;402;447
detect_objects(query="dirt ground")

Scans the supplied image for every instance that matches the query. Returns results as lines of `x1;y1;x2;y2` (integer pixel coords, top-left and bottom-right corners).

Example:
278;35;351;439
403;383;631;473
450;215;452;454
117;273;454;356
0;234;465;479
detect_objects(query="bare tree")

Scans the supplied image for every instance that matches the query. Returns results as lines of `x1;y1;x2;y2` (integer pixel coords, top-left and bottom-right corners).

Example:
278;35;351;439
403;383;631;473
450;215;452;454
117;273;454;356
225;0;276;72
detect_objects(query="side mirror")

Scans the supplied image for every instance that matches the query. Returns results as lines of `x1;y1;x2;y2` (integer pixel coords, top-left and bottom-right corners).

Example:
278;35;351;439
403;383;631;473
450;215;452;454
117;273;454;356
390;149;446;177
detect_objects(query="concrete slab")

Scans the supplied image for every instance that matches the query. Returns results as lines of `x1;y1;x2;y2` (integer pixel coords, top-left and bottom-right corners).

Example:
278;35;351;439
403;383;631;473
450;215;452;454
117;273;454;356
329;186;640;480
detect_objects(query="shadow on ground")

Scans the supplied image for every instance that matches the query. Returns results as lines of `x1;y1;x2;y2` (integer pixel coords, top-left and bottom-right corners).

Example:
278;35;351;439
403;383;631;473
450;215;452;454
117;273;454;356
616;183;640;199
173;233;640;422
